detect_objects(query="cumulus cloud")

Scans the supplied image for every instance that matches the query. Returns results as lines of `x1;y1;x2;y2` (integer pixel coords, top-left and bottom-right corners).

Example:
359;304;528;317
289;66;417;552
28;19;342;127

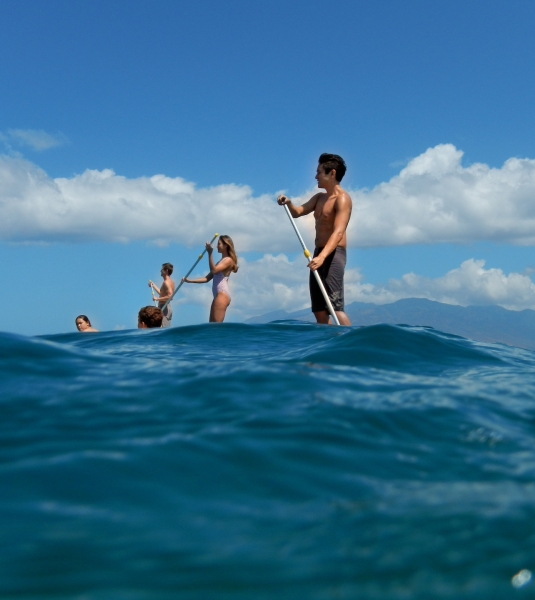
3;129;68;151
176;255;535;319
2;144;535;248
348;259;535;311
0;155;311;250
350;144;535;247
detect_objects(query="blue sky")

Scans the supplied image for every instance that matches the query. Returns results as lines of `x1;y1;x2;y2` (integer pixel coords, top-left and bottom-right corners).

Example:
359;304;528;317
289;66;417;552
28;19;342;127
1;0;535;334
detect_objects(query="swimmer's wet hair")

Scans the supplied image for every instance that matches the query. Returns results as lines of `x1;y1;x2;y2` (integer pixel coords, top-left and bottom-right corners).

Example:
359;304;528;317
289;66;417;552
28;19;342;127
138;306;163;328
319;153;347;182
162;263;173;276
76;315;91;326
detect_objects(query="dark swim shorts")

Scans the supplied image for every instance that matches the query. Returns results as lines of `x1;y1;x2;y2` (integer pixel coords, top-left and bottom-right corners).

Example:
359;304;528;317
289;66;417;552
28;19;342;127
309;246;346;313
161;304;173;328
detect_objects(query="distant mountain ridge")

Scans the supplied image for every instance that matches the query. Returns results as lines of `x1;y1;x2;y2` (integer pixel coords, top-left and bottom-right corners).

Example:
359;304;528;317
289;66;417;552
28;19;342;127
245;298;535;351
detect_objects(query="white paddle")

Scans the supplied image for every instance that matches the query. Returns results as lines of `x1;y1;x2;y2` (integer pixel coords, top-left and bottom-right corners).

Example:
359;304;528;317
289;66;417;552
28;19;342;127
282;204;341;326
149;280;158;305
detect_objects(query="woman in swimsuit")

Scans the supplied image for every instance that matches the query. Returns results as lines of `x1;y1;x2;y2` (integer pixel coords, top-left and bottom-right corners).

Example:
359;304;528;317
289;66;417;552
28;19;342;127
182;235;238;323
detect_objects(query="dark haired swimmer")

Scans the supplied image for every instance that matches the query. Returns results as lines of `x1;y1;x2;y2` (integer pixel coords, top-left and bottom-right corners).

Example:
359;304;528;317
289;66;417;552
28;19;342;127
277;153;352;326
75;315;98;332
182;235;238;323
138;306;163;329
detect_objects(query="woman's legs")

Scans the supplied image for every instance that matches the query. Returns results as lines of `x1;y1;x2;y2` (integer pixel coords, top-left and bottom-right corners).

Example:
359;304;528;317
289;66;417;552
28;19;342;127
209;293;231;322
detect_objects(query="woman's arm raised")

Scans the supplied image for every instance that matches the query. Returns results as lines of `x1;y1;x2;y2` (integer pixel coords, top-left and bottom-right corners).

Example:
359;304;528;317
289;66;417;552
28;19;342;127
210;257;233;274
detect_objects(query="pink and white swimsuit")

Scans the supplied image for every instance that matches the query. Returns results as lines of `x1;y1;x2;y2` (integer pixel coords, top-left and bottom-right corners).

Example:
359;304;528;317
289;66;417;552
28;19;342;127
212;271;231;299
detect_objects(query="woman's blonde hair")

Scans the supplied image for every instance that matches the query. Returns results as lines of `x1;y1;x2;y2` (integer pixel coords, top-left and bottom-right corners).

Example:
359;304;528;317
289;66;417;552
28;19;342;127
219;235;239;273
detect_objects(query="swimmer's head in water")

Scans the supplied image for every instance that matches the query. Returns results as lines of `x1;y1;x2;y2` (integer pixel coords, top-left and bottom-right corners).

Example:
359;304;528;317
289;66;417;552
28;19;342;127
161;263;173;276
76;315;91;331
138;306;163;329
218;235;239;273
318;153;346;182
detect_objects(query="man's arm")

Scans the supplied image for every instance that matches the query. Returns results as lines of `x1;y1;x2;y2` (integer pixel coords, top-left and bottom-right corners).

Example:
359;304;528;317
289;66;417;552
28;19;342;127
308;193;352;271
277;193;320;218
149;281;161;295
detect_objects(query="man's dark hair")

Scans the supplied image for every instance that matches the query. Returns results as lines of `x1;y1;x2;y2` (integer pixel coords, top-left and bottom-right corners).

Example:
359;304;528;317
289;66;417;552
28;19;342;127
319;153;347;182
138;306;163;328
162;262;173;276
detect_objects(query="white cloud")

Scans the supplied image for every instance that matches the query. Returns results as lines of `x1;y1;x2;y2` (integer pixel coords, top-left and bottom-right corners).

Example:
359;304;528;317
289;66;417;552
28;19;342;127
0;155;311;249
2;144;535;248
5;129;68;151
347;259;535;311
175;256;535;319
350;144;535;247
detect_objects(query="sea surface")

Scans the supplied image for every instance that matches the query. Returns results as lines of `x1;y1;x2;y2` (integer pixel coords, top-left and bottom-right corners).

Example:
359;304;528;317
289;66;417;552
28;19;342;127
1;322;535;599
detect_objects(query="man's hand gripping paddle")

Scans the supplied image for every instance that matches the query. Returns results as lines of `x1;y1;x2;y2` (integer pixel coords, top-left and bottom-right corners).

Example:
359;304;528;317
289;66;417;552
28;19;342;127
160;234;219;313
282;204;341;326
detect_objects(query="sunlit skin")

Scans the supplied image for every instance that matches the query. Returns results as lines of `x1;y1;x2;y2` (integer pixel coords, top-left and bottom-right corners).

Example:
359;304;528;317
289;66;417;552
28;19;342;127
75;318;98;332
148;266;175;307
182;238;235;323
277;163;352;326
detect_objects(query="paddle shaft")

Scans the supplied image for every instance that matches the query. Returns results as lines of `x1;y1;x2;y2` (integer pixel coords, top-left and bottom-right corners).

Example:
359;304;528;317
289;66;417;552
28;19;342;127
283;204;341;326
160;234;219;312
149;280;158;305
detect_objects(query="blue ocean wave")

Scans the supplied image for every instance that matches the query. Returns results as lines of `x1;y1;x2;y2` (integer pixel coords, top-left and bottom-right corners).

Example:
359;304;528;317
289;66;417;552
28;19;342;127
1;323;535;598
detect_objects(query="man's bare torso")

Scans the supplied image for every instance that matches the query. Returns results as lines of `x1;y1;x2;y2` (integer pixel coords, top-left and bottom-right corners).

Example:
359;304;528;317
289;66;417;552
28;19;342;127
158;278;175;307
313;190;352;248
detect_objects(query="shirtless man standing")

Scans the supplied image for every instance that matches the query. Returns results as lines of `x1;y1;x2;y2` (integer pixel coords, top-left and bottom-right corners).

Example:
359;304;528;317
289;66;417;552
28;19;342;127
148;263;175;328
277;153;352;326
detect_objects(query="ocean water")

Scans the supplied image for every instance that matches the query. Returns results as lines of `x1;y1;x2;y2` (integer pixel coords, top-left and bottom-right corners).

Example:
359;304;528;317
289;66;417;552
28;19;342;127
1;322;535;599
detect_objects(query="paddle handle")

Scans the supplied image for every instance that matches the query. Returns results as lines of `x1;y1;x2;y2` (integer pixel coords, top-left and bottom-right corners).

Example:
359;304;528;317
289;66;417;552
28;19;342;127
160;234;219;312
149;280;158;306
283;204;341;326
